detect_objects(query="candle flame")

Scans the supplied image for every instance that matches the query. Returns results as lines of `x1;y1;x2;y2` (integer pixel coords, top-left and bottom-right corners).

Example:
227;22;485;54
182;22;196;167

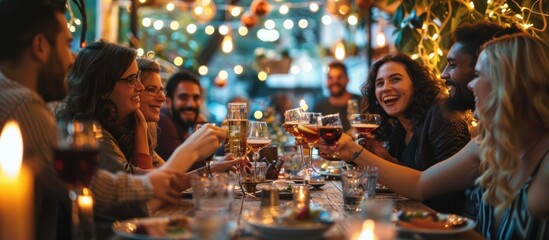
0;121;23;177
83;187;90;196
358;219;377;240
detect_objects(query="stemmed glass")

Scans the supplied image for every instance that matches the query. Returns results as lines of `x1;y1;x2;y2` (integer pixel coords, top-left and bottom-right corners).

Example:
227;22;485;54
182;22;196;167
247;121;271;181
195;123;216;177
317;113;343;160
282;108;305;176
349;114;381;137
297;112;322;177
54;120;101;240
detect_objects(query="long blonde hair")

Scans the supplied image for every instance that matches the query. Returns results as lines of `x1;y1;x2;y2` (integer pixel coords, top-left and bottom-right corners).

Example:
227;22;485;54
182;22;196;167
475;34;549;214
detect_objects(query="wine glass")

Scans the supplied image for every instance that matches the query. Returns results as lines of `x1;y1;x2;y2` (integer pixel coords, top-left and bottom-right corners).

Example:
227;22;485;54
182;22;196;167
247;121;271;181
282;108;305;177
194;123;216;177
349;114;381;137
297;112;322;178
54;120;101;240
317;113;343;160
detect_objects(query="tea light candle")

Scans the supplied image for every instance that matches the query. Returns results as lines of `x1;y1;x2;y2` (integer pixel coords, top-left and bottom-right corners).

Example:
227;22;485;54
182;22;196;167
0;121;33;240
292;184;310;209
77;188;95;239
357;219;377;240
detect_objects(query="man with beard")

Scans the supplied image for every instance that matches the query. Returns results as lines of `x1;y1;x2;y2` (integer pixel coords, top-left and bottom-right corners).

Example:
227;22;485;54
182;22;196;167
440;21;522;220
0;1;184;238
313;61;362;133
442;21;522;113
157;70;208;170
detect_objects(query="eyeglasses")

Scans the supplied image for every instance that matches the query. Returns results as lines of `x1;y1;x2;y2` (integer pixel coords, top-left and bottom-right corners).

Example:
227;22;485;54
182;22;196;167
145;85;167;97
118;70;141;88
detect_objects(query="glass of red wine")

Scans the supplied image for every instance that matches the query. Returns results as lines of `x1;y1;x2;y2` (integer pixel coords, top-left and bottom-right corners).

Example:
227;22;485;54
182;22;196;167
194;123;217;177
54;120;101;240
317;113;343;160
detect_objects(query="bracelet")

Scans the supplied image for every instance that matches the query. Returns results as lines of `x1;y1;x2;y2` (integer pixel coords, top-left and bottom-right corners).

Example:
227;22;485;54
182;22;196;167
349;148;364;164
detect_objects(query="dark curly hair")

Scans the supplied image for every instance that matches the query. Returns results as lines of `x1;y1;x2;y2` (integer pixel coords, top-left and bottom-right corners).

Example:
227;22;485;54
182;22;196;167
361;53;444;142
56;40;138;161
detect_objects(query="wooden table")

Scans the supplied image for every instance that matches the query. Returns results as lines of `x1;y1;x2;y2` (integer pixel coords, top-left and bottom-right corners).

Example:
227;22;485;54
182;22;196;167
103;180;484;239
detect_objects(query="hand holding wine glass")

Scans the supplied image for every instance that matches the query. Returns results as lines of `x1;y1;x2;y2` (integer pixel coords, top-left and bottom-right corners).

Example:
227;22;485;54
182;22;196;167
317;113;343;160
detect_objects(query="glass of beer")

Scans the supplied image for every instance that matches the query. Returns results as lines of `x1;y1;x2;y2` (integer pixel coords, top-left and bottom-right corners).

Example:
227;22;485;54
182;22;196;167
296;112;322;177
195;123;217;177
349;114;381;137
317;113;343;160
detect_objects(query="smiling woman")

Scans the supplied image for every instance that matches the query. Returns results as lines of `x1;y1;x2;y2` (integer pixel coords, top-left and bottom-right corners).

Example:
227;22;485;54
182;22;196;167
358;53;471;214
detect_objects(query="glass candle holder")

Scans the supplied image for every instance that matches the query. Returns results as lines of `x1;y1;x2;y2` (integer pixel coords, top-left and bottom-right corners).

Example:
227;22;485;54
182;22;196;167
292;184;310;209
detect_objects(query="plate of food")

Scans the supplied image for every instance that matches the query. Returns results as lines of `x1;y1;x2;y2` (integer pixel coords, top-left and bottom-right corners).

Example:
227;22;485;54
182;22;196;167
242;207;338;238
396;210;476;234
112;216;194;240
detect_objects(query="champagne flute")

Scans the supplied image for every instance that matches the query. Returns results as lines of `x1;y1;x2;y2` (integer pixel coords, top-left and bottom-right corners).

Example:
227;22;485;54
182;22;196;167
317;113;343;160
247;121;271;181
54;120;101;240
194;123;216;177
296;112;322;178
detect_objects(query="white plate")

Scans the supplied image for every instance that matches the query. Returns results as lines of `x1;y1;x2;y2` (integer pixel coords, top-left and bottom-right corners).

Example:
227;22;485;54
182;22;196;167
242;208;337;238
112;216;194;240
397;214;476;235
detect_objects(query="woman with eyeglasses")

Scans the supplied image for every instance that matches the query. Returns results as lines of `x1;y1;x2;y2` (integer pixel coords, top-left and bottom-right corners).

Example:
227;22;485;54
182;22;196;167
56;40;225;177
136;57;238;178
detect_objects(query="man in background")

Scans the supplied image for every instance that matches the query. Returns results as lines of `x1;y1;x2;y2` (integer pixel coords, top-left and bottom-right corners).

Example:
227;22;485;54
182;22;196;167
157;70;207;170
314;61;362;133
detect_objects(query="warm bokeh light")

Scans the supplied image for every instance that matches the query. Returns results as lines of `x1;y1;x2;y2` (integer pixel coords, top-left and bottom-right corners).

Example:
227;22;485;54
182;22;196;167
299;99;308;111
290;66;300;75
153;20;164;30
254;111;263;119
322;15;332;25
230;6;243;17
376;32;386;47
279;4;289;15
234;65;244;74
219;25;229;35
170;21;179;30
334;41;346;60
258;71;268;81
264;20;275;30
205;25;215;35
298;19;308;29
185;24;196;34
0;121;23;177
309;2;319;12
283;19;294;29
192;0;217;23
137;48;145;57
347;14;358;25
198;65;208;75
173;56;183;66
221;35;234;53
238;26;248;36
166;2;175;11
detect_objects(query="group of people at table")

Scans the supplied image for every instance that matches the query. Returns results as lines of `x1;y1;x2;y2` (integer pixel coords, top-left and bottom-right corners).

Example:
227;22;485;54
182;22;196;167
0;0;547;239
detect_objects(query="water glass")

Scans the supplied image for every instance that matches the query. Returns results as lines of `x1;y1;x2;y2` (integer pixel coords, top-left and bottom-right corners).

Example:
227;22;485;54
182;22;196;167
341;170;364;211
292;184;310;209
361;166;378;200
191;173;237;211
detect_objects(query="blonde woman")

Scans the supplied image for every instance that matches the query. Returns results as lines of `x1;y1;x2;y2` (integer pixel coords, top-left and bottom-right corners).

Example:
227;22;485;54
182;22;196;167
319;33;548;239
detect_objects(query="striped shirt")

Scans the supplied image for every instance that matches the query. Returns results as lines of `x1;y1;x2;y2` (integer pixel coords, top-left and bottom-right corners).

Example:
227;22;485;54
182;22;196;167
0;73;154;237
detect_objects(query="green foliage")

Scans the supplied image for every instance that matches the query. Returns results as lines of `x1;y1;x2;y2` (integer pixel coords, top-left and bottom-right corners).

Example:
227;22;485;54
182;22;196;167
388;0;549;75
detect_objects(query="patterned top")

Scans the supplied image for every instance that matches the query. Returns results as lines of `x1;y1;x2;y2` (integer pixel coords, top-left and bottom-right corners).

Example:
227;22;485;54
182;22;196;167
473;150;549;239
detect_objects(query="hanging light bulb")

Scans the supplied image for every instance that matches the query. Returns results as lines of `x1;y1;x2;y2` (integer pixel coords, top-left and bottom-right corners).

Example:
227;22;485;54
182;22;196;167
250;0;271;17
221;34;234;53
376;31;386;47
334;40;346;60
192;0;216;23
326;0;351;18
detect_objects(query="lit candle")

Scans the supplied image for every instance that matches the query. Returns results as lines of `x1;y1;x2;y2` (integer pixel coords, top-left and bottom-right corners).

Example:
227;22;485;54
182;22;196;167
0;121;33;240
292;184;310;209
357;219;377;240
77;188;95;239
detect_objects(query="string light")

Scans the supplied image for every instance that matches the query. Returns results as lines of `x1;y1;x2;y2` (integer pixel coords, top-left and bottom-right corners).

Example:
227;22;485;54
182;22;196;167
173;56;183;66
221;35;234;53
279;4;289;15
258;71;268;81
283;19;294;29
170;21;179;30
234;65;243;74
238;26;248;36
198;65;209;75
186;24;197;33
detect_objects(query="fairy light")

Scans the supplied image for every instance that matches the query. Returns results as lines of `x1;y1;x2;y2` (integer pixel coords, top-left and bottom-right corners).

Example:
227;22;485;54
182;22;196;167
142;18;152;27
74;19;81;25
173;56;183;66
376;32;386;47
258;71;268;81
334;41;346;60
138;0;146;3
187;24;197;34
468;1;475;10
322;15;332;25
238;26;248;36
219;25;229;35
234;65;243;74
166;2;175;11
170;21;179;30
218;70;228;79
265;20;276;29
221;35;234;53
298;19;308;29
283;19;294;29
205;25;215;35
347;14;358;25
230;6;242;16
437;48;443;56
429;52;435;59
198;65;208;75
137;48;145;57
309;2;319;12
279;4;289;15
515;14;523;20
254;111;263;119
69;25;76;32
153;20;163;30
411;54;419;60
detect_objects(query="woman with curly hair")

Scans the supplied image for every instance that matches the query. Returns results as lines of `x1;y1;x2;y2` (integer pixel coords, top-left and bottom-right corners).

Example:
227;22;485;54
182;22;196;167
358;53;470;213
320;33;549;239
